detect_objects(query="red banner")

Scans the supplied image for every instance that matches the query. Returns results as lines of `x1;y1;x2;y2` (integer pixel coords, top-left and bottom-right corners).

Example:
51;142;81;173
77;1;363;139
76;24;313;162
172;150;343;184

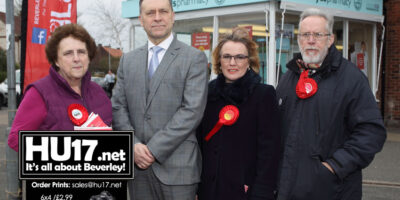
24;0;77;90
192;32;210;51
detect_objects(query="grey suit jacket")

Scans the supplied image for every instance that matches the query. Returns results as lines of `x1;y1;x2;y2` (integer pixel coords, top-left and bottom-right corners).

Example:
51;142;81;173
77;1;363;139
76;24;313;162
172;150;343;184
112;37;208;185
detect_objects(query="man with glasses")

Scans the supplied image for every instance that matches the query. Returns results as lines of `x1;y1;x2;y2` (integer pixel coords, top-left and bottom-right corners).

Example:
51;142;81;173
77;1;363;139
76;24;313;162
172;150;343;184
276;8;386;200
112;0;208;199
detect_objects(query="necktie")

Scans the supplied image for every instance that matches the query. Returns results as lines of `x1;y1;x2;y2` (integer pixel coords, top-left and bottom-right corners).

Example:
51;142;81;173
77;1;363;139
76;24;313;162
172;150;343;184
148;46;163;79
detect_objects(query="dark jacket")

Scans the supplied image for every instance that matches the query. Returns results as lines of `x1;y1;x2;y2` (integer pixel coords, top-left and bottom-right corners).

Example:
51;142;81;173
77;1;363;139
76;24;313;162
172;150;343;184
276;45;386;200
28;67;112;130
197;69;281;200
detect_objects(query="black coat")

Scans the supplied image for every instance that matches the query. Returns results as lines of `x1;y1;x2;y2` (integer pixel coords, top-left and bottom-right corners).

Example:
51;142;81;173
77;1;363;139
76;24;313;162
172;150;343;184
276;45;386;200
197;70;281;200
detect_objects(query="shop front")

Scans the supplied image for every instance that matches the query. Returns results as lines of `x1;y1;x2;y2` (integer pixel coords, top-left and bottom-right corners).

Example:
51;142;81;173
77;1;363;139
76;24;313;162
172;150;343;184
122;0;383;94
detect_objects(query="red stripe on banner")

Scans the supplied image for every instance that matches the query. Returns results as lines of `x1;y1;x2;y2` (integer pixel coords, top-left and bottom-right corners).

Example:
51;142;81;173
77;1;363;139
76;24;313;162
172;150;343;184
24;0;77;91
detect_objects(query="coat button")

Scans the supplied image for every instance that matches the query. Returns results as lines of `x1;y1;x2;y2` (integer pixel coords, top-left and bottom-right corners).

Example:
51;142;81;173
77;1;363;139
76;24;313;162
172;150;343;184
145;114;151;120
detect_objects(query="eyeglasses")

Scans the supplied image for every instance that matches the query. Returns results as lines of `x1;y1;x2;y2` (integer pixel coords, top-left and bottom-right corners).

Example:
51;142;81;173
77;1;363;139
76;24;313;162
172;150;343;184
221;54;249;63
298;32;331;40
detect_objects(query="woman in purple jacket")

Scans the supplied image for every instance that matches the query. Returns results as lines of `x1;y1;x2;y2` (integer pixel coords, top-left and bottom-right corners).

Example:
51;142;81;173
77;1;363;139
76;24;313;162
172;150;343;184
8;24;112;151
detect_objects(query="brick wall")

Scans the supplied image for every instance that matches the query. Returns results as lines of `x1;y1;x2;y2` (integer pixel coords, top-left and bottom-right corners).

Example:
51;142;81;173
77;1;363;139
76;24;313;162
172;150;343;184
384;0;400;128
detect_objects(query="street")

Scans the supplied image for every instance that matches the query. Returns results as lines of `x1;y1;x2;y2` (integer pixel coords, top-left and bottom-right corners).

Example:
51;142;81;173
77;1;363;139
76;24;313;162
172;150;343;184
0;107;399;199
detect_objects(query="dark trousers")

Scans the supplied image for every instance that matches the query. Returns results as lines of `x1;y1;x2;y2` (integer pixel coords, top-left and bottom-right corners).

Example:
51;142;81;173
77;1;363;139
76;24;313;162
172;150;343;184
129;167;197;200
108;83;115;96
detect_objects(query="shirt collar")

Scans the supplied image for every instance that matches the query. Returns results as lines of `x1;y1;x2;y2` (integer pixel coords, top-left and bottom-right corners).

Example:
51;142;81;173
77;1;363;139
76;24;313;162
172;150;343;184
147;33;174;51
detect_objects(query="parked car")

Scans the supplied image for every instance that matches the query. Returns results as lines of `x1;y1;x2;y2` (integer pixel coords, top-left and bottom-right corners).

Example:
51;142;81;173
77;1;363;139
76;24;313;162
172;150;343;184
0;69;22;106
91;76;110;97
0;82;7;106
91;76;107;88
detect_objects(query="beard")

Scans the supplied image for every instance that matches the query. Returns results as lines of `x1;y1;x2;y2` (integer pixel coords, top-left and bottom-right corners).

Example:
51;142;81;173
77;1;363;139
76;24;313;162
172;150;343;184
299;45;329;64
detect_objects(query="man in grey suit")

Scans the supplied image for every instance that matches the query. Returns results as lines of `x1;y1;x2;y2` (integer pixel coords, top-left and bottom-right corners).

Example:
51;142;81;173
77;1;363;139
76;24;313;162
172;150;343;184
111;0;208;199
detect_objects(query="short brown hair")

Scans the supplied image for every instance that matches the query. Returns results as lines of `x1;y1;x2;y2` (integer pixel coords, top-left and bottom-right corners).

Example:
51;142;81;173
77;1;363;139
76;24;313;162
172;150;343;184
212;27;260;74
139;0;173;13
45;23;96;69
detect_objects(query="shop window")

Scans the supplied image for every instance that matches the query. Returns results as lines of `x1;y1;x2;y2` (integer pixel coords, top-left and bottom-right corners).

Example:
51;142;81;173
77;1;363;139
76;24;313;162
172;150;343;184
132;17;214;76
333;20;344;53
174;17;214;76
217;12;268;82
275;13;299;81
276;14;344;79
348;21;373;83
134;26;148;49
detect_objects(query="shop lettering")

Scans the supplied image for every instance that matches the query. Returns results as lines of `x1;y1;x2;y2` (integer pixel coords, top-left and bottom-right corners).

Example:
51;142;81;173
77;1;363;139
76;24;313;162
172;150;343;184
172;0;209;9
49;0;73;32
315;0;352;8
25;137;98;161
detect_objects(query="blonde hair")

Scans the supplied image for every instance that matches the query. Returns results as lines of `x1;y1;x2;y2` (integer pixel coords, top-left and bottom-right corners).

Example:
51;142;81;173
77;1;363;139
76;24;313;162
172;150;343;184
212;27;260;74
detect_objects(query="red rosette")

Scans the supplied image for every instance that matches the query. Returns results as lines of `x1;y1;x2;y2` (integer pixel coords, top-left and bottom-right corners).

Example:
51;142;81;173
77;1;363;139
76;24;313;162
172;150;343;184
68;104;89;126
205;105;239;141
296;70;318;99
219;105;239;125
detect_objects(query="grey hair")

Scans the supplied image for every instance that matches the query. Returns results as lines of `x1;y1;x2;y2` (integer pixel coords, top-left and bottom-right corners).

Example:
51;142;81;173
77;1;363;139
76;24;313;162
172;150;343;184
299;8;334;34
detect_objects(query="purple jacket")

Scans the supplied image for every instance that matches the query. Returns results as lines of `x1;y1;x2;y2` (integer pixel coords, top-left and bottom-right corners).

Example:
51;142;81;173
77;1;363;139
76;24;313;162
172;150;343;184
27;67;112;130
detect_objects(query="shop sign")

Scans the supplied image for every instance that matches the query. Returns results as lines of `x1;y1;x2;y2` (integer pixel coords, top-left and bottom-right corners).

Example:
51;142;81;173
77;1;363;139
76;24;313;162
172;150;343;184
243;26;253;39
281;0;382;15
122;0;269;18
172;0;268;12
357;53;365;69
192;32;210;51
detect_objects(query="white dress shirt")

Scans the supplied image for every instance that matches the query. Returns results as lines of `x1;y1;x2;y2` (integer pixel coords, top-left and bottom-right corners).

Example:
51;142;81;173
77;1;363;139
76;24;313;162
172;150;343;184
147;33;174;70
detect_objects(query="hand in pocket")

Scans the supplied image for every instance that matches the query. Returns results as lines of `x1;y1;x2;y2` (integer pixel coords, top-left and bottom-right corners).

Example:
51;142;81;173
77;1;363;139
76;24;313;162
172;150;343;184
244;185;249;193
321;162;335;174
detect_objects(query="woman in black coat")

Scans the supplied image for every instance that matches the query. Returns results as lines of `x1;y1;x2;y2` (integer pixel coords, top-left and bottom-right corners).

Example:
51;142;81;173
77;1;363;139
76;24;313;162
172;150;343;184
197;28;281;200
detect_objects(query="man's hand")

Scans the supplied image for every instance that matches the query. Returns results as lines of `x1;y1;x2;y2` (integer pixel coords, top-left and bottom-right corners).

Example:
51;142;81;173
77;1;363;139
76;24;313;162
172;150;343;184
322;162;335;174
134;143;155;169
244;185;249;193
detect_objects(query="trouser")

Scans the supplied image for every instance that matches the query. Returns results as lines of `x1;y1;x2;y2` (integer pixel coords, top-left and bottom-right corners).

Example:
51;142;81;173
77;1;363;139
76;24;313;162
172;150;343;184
129;167;198;200
108;83;114;96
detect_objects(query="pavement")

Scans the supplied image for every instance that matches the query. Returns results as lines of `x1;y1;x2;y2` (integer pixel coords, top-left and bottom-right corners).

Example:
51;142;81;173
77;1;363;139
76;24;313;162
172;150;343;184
363;130;400;200
0;107;9;200
0;107;400;199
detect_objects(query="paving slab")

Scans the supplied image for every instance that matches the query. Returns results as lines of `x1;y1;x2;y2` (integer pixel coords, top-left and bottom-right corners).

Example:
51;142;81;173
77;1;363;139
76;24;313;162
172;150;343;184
363;185;400;200
364;140;400;183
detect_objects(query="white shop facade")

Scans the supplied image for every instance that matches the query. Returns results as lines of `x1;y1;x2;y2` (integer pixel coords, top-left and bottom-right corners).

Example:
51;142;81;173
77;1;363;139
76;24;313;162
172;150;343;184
122;0;384;93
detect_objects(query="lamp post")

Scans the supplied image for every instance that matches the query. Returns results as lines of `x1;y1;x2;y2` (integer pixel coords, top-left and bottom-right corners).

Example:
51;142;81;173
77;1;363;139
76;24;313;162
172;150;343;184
5;0;20;199
108;45;111;71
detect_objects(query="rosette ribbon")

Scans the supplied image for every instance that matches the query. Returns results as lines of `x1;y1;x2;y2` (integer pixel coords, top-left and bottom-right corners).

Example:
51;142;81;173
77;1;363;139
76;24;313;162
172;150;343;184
296;69;318;99
205;105;239;141
68;103;89;126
